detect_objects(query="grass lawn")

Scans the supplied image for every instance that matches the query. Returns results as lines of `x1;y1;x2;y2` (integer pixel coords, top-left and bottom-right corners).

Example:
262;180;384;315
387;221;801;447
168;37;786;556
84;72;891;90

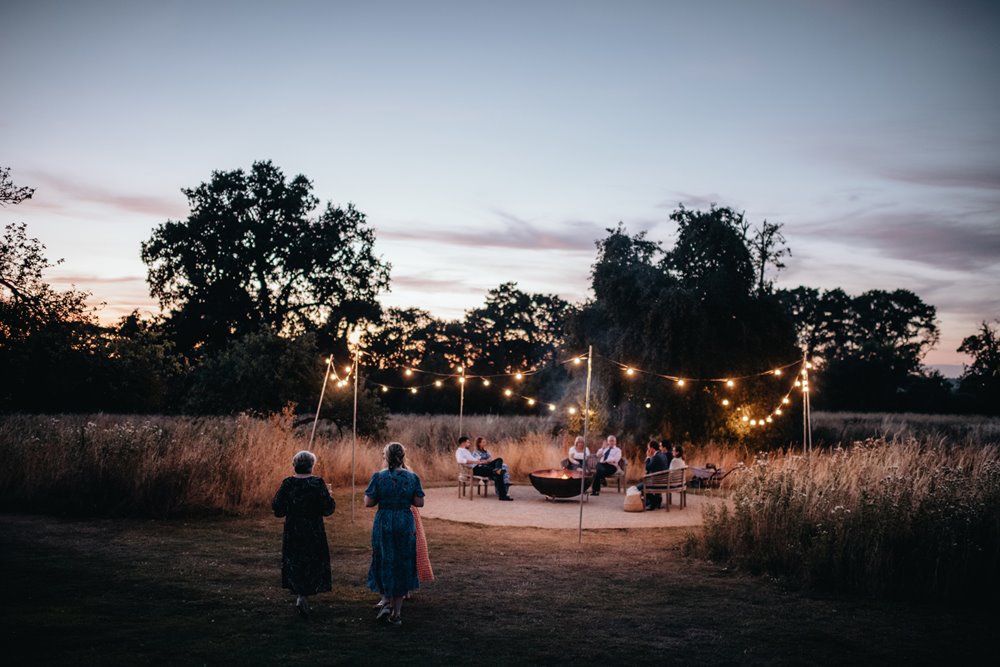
2;500;995;666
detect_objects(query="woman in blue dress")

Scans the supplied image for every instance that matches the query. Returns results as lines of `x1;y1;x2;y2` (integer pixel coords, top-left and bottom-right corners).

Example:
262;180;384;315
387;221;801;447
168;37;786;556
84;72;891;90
364;442;424;626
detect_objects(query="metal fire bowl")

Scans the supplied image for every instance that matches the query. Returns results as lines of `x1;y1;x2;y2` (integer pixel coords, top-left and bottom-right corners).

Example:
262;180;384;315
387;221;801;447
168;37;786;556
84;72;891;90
528;469;593;498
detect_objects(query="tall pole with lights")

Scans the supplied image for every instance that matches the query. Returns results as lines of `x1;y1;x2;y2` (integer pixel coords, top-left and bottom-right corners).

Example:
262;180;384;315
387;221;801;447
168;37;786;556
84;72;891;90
458;365;466;437
578;345;592;544
349;329;363;524
309;356;333;449
801;351;813;454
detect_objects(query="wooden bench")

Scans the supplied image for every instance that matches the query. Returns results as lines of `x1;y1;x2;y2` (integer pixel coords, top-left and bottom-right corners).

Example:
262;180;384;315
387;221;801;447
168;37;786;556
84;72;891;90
457;465;492;500
641;467;687;510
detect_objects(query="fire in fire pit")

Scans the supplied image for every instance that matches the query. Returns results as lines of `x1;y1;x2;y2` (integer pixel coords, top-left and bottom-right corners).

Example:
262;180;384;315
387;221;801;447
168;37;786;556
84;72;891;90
528;469;593;499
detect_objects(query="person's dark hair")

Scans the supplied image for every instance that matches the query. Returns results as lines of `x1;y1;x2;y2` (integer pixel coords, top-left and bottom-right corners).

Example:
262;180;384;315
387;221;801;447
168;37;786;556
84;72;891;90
474;436;486;451
384;442;406;470
292;450;316;474
647;440;659;451
458;436;470;446
659;439;672;450
673;445;684;458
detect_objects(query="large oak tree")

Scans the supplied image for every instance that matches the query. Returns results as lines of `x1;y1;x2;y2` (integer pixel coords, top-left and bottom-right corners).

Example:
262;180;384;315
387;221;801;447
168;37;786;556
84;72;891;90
141;161;391;353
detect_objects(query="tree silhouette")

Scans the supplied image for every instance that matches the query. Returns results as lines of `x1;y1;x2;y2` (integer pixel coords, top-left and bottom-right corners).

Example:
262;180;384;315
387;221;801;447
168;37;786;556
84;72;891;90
141;161;391;354
958;320;1000;414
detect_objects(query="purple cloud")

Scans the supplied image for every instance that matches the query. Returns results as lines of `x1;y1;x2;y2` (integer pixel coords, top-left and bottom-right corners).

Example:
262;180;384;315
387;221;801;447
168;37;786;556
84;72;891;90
22;171;188;218
379;211;601;252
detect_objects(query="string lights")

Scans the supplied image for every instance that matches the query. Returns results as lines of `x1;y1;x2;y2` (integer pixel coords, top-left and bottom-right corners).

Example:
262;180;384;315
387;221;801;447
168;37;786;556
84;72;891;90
322;350;811;428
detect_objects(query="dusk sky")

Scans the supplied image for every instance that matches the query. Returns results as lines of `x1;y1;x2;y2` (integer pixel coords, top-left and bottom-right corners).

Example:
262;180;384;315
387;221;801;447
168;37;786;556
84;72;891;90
3;0;998;375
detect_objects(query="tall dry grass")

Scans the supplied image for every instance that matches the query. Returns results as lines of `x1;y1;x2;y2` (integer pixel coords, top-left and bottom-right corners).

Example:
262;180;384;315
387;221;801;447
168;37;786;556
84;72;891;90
0;413;606;517
691;436;1000;603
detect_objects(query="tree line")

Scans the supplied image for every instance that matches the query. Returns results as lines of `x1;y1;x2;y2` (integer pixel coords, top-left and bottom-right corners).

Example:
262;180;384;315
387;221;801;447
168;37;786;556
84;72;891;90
2;163;997;441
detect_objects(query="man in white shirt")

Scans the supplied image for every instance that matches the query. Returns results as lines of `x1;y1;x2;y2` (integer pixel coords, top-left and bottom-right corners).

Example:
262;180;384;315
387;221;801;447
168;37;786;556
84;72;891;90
455;436;512;500
590;435;622;496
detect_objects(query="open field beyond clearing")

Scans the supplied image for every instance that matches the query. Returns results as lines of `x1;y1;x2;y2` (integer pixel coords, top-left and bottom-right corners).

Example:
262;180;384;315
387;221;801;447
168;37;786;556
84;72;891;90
2;501;996;666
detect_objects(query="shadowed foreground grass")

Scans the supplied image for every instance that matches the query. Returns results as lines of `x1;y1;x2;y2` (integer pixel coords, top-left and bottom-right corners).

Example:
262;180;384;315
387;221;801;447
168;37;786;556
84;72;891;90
3;495;997;667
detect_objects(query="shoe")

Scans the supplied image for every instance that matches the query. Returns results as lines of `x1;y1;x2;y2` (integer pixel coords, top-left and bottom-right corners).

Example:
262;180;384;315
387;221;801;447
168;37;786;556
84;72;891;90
376;606;391;620
295;597;310;617
499;495;513;501
591;491;600;496
388;614;402;626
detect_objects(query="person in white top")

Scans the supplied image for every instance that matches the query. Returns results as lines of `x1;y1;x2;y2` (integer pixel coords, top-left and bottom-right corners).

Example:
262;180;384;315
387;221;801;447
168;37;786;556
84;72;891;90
591;435;622;496
669;444;687;470
455;436;512;500
562;436;590;470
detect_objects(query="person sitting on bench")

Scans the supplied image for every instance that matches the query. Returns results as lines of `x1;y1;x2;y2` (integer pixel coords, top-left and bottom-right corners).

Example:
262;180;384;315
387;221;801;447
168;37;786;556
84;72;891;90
590;435;622;496
455;436;512;501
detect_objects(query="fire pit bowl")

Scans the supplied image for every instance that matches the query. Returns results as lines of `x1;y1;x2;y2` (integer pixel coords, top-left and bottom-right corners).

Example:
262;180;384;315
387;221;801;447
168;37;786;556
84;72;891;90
528;469;593;499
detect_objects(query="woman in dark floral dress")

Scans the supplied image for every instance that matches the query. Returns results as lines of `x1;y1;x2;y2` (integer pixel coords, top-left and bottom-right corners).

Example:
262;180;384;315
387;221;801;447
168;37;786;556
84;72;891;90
272;450;336;617
364;442;424;626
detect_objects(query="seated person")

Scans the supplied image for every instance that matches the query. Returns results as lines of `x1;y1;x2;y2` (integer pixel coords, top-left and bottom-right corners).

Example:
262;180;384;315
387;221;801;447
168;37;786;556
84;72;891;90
455;435;512;501
561;436;590;470
590;435;622;496
472;436;510;489
659;439;673;468
669;445;687;470
637;439;671;510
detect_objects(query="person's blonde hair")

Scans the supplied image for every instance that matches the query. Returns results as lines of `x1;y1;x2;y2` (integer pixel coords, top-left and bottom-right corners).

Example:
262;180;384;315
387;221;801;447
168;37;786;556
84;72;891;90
384;442;406;470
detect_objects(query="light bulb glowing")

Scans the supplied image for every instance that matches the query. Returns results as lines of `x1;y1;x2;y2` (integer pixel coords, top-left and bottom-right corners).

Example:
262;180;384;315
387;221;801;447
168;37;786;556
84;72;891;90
548;404;556;411
806;362;813;369
381;386;389;393
504;389;512;396
457;366;464;373
626;368;634;376
409;387;417;394
750;419;757;425
676;379;686;387
782;397;791;404
568;407;577;414
645;403;651;409
801;369;808;376
527;398;535;406
766;417;773;423
344;366;352;374
722;399;730;406
774;369;782;376
741;415;749;422
434;380;442;387
515;372;523;380
726;379;735;388
482;379;491;386
459;377;466;384
338;381;347;387
404;369;413;376
574;357;583;365
795;380;801;387
775;408;782;415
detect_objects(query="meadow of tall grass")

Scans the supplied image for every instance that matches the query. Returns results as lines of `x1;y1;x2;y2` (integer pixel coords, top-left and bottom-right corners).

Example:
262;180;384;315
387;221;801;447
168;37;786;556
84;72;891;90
3;410;999;602
0;412;751;518
690;436;1000;602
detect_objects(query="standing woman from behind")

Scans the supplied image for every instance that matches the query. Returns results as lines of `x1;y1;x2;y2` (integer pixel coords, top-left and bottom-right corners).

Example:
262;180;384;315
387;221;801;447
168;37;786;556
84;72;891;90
365;442;424;626
272;450;336;617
